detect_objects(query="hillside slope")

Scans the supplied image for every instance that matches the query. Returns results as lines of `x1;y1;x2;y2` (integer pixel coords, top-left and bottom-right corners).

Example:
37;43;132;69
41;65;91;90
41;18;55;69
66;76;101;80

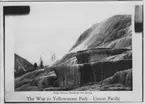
15;54;34;77
69;15;131;52
53;15;131;66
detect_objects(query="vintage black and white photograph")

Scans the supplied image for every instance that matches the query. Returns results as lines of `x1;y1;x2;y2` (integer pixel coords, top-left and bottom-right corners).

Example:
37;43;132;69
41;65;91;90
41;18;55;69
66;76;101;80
2;1;144;103
4;3;134;92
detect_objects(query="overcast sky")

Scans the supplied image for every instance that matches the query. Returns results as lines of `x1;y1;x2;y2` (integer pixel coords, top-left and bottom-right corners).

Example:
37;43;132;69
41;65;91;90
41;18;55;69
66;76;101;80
5;2;133;65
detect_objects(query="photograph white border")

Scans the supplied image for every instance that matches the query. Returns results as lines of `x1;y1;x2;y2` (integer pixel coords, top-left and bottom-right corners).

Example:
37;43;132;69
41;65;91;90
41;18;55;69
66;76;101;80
0;1;144;103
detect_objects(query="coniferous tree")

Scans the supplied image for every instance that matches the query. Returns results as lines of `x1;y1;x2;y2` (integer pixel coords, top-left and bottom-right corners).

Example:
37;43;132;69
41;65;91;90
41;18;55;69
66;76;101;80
34;63;38;68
